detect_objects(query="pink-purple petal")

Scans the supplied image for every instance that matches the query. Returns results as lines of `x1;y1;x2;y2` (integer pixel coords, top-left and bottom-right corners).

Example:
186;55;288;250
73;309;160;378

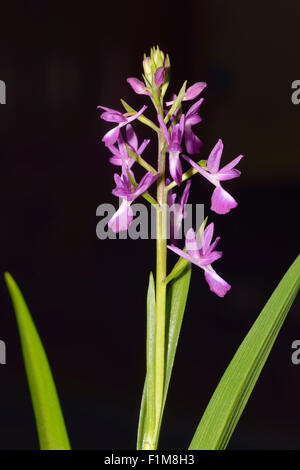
154;67;166;87
185;82;207;101
206;139;224;174
167;244;195;264
184;125;203;154
204;267;231;297
157;114;170;144
202;223;214;254
126;124;138;150
169;150;182;186
199;251;223;266
127;77;151;96
186;98;204;118
133;171;159;200
108;200;134;233
102;125;122;146
216;168;241;181
137;139;150;155
126;105;148;124
211;186;238;215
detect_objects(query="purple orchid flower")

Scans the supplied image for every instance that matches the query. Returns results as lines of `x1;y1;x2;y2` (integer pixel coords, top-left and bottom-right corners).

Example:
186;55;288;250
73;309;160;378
184;98;204;154
98;104;147;146
127;66;165;96
125;124;150;156
109;169;159;233
126;78;151;96
107;133;135;170
183;139;243;214
167;180;191;244
158;114;185;186
107;124;150;170
166;82;207;106
168;223;231;297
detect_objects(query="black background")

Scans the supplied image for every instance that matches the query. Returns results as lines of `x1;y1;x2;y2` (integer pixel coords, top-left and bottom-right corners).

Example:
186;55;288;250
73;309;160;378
0;0;299;450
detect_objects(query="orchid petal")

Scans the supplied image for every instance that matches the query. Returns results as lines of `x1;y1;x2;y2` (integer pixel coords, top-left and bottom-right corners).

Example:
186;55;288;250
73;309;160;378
185;82;207;101
133;171;159;200
204;266;231;297
157;114;170;144
180;180;191;215
108;200;134;233
211;186;238;215
126;105;148;124
186;227;201;254
184;125;203;154
186;98;204;118
137;139;150;155
102;125;122;146
169;150;182;186
220;155;243;173
182;154;216;185
126;124;138;151
207;139;224;174
202;223;214;254
127;78;151;96
154;67;165;87
167;244;195;264
200;251;223;266
216;168;241;181
206;236;221;255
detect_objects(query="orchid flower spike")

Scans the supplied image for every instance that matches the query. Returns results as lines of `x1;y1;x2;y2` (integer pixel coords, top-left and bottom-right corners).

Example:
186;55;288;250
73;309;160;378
168;223;231;297
98;104;147;146
158;114;185;186
183;139;243;214
109;169;159;233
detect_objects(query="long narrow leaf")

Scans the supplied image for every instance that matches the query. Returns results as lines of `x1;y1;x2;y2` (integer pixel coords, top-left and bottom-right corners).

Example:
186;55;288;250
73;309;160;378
189;254;300;450
164;264;191;407
137;272;156;449
4;272;71;450
137;266;192;448
157;264;192;435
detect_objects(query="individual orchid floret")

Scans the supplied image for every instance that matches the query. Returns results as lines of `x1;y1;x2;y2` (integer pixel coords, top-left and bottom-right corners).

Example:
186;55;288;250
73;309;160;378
107;133;135;170
166;82;207;106
98;104;147;146
125;124;150;156
158;114;185;186
128;67;166;98
126;78;151;96
168;223;231;297
154;66;166;88
109;169;159;233
184;98;204;154
167;180;191;244
183;139;243;214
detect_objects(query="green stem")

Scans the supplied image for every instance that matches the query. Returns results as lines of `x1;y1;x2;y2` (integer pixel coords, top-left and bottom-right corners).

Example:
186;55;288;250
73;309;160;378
143;130;167;450
154;130;167;447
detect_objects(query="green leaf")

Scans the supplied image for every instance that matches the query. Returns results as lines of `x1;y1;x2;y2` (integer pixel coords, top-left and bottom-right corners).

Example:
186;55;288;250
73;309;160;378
137;272;156;449
120;99;159;132
137;266;192;449
4;272;71;450
189;254;300;450
163;264;192;408
146;272;156;441
164;81;187;124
